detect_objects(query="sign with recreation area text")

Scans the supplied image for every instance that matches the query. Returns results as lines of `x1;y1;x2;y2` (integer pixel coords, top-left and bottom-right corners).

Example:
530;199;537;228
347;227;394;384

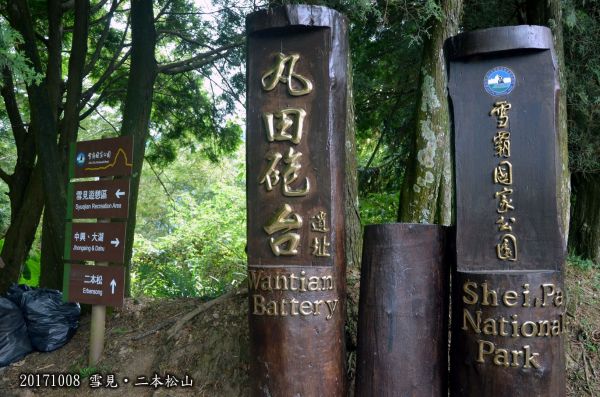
67;179;130;219
63;263;125;307
64;222;127;263
69;136;133;179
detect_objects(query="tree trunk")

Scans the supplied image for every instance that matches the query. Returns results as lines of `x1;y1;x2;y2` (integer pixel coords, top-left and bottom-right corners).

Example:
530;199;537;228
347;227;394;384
0;68;42;293
0;165;44;293
397;0;462;225
40;0;90;289
9;0;67;289
120;0;158;296
526;0;570;246
569;173;600;264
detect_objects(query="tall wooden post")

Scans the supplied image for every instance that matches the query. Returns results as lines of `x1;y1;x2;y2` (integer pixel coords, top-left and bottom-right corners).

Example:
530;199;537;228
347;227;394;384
355;223;449;396
246;5;349;396
446;26;566;396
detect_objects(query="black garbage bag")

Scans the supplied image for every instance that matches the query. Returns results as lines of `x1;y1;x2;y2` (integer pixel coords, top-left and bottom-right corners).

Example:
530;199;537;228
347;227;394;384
0;297;33;367
20;289;80;352
5;284;32;307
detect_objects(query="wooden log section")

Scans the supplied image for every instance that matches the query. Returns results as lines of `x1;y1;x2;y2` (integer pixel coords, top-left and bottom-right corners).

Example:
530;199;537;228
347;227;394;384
355;223;449;397
245;5;349;396
446;26;566;396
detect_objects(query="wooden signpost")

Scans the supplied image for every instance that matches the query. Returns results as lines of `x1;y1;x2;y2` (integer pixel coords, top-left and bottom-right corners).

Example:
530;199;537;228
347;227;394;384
446;26;566;396
246;5;349;396
63;135;133;366
69;136;133;178
63;263;125;307
67;179;130;219
64;222;127;263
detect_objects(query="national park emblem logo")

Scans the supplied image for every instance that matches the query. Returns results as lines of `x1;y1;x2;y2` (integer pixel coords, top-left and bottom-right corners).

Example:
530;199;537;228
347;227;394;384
484;67;516;96
76;152;86;167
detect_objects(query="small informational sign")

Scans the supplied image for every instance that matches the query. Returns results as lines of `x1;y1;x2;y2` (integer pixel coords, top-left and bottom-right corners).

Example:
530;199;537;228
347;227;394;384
67;179;130;219
63;263;125;307
64;222;127;263
69;136;133;179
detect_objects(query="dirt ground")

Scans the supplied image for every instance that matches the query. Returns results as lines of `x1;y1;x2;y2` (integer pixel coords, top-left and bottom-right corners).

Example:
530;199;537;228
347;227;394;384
0;263;598;397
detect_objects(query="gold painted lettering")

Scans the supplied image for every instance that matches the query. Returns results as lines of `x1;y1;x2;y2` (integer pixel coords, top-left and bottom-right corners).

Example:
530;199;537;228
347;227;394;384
541;283;555;307
310;211;330;233
263;204;303;256
258;150;282;191
299;301;313;316
496;216;515;232
311;235;331;257
269;233;301;256
521;321;537;337
253;294;266;315
282;147;310;196
263;108;306;144
523;345;541;369
496;234;518;261
308;276;321;291
503;290;518;307
462;308;481;333
481;282;499;306
493;131;511;157
483;318;498;336
325;299;338;320
537;320;551;337
490;101;511;128
493;160;513;185
261;53;313;96
495;187;515;213
493;348;510;367
463;281;478;305
476;340;495;363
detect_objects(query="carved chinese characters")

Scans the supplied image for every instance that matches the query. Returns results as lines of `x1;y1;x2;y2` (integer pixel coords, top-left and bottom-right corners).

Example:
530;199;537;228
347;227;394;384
490;101;518;261
447;26;566;396
246;6;348;397
257;53;332;258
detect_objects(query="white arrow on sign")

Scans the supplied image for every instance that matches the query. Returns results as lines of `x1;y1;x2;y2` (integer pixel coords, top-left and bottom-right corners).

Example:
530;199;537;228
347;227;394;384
110;279;116;294
115;189;126;198
111;238;120;248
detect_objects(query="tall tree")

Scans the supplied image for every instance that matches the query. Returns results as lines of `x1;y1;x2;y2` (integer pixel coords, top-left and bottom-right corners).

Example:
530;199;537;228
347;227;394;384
397;0;462;224
0;0;246;293
563;0;600;264
120;0;157;294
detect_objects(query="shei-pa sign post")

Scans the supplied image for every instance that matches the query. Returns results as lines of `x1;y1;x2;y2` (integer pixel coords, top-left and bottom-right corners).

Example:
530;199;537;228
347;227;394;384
63;135;133;366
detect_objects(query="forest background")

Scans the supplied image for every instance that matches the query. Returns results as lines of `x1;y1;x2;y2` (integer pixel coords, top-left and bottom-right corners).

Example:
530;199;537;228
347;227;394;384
0;0;598;362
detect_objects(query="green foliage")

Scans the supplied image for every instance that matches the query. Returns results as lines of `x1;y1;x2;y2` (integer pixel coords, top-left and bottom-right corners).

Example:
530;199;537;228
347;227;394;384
563;0;600;174
568;252;598;271
359;192;399;226
131;149;246;298
0;238;40;287
0;18;43;86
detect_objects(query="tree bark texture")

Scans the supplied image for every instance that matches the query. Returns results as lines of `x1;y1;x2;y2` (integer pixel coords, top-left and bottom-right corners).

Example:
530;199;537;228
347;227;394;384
8;0;68;288
355;224;449;396
40;0;90;290
398;0;463;225
525;0;570;247
569;173;600;264
120;0;158;296
0;165;44;293
0;67;43;293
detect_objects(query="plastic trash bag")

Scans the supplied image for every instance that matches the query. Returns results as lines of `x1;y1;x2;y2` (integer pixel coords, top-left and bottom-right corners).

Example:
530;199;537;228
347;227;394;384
5;284;32;307
0;297;33;367
20;289;80;352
